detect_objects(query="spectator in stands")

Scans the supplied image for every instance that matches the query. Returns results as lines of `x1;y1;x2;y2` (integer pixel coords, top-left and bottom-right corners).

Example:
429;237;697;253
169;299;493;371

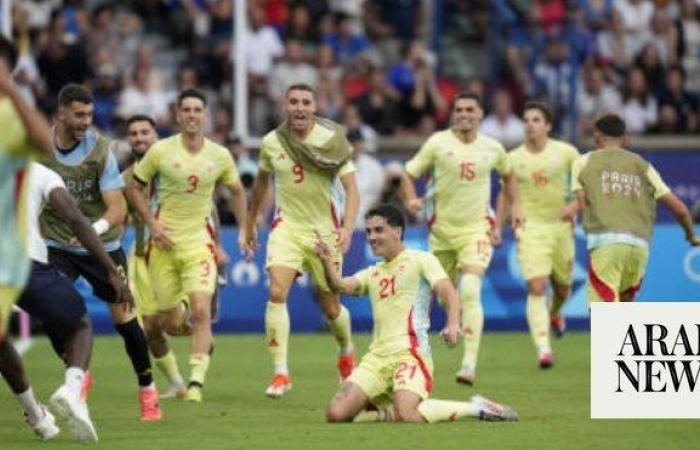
316;72;345;120
648;8;678;67
283;3;319;54
210;103;233;144
116;66;169;125
576;63;622;134
347;129;385;228
532;37;573;132
36;10;90;99
342;104;379;154
316;43;342;85
657;65;699;133
480;89;525;149
677;0;700;91
650;104;683;133
323;12;370;66
355;68;400;135
364;0;426;45
92;65;121;132
622;67;658;134
269;39;319;102
387;40;435;96
244;2;284;80
613;0;654;58
398;60;446;133
577;0;614;32
596;9;635;69
635;43;666;95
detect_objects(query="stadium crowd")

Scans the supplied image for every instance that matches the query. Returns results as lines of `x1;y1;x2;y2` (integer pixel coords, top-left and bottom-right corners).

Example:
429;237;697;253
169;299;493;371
8;0;700;224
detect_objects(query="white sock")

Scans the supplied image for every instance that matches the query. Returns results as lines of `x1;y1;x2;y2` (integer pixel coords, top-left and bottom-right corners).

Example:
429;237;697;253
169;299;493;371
172;374;185;387
65;367;85;398
17;387;43;423
274;364;289;375
139;382;155;392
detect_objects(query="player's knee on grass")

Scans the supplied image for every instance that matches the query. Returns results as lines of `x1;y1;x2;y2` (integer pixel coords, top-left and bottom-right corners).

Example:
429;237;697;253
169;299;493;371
393;391;424;423
326;401;355;423
527;277;548;296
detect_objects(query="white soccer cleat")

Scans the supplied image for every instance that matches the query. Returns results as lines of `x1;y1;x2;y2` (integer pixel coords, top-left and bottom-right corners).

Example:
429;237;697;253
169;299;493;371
265;374;292;398
160;382;187;400
26;404;60;441
456;365;476;386
50;385;98;443
471;395;518;422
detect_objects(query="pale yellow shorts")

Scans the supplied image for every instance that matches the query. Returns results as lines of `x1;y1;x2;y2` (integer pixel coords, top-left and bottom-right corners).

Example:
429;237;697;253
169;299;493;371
588;244;649;303
515;221;575;284
431;228;493;280
265;223;341;293
348;349;434;405
146;240;217;306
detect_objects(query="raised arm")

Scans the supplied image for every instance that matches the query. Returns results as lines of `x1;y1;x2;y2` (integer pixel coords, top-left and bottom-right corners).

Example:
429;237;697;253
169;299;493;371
0;59;52;154
50;187;133;306
660;192;700;246
314;232;362;295
338;172;359;253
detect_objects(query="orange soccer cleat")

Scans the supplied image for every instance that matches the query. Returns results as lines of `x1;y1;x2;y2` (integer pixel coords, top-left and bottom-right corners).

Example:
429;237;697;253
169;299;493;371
139;387;163;422
265;374;292;398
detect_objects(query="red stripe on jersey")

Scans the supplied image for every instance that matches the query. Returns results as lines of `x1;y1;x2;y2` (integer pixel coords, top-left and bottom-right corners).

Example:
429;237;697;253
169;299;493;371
407;308;433;393
14;168;26;212
205;219;216;240
427;214;436;231
621;278;644;301
588;261;616;302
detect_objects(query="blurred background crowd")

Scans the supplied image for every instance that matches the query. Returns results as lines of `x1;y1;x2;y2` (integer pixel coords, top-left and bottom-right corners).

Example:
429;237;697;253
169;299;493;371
9;0;700;224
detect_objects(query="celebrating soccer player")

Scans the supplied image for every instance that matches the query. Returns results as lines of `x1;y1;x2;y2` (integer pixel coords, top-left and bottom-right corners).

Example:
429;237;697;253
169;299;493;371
39;83;161;421
400;91;524;386
316;204;517;423
243;83;359;398
498;101;580;367
572;113;700;302
127;88;248;402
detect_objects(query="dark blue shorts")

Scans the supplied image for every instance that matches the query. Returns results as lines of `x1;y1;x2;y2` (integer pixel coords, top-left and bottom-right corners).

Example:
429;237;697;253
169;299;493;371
17;261;87;331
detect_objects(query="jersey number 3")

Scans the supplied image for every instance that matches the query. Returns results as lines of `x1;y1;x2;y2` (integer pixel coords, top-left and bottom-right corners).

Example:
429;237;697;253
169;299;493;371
186;174;200;193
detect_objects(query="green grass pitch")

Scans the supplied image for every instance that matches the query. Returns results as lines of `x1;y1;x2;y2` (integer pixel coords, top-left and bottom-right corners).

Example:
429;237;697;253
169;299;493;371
0;332;695;449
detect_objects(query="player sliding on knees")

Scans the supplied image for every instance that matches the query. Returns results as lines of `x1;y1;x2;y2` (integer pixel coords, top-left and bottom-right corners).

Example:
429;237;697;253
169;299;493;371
315;204;517;423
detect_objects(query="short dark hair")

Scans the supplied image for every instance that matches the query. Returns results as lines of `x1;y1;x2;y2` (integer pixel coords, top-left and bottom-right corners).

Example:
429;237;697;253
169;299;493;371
595;113;626;137
126;114;156;130
286;83;315;97
346;128;363;142
365;204;405;240
523;100;552;124
177;88;207;107
58;83;94;107
453;91;484;110
0;35;17;71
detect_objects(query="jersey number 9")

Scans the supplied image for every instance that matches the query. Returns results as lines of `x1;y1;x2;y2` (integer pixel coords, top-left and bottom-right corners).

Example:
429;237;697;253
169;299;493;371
292;164;305;184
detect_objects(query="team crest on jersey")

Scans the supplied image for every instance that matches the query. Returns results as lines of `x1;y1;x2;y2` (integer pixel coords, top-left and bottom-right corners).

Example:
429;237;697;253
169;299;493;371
277;153;286;160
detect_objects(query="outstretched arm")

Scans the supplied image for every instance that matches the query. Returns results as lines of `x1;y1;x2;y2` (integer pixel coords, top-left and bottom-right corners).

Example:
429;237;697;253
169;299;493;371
314;232;362;295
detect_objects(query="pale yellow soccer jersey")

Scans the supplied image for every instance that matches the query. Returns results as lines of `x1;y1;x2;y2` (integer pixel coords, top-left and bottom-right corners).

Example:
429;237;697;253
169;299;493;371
133;134;239;245
508;139;579;223
259;125;355;232
405;130;509;240
571;153;670;198
352;249;448;357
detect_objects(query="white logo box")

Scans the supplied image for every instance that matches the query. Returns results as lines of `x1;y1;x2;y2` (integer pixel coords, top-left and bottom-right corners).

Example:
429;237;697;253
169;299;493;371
591;302;700;419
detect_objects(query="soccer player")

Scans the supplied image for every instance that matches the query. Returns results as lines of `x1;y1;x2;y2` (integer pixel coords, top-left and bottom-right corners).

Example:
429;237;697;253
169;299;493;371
316;204;518;423
127;88;248;402
2;161;134;442
122;114;188;399
0;35;52;338
243;83;359;398
39;83;161;421
573;114;700;302
400;91;524;386
498;101;579;367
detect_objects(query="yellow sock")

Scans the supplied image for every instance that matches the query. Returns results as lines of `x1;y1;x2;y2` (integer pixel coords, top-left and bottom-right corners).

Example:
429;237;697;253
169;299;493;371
417;399;479;423
265;301;289;373
527;294;550;351
189;353;210;386
459;273;483;369
326;305;353;354
154;350;182;384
